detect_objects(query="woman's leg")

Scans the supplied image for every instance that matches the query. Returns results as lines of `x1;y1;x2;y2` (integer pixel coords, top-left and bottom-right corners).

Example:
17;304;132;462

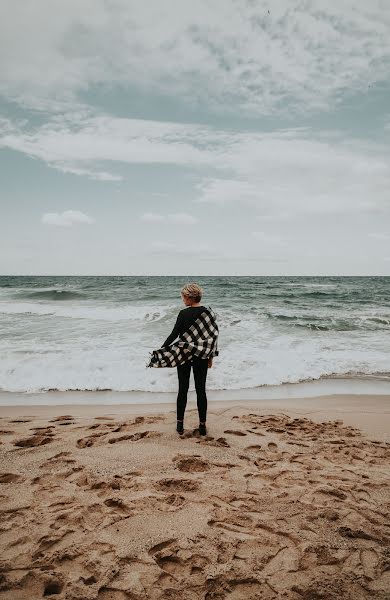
176;361;192;421
192;357;208;423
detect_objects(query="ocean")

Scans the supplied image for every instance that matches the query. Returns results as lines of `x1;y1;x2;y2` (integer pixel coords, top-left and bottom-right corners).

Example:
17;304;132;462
0;275;389;394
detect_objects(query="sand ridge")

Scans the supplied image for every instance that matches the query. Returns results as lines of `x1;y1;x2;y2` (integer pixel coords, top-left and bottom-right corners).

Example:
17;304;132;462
0;408;389;599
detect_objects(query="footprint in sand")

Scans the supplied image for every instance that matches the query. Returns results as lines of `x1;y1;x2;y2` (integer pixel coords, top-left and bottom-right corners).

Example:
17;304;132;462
41;452;77;468
44;581;64;596
108;430;161;444
207;516;256;539
156;478;200;492
267;442;278;452
238;454;252;462
110;416;164;433
0;473;24;483
30;425;55;432
148;538;177;556
73;471;139;496
216;437;230;447
76;432;107;448
14;434;54;448
158;494;186;511
148;539;182;579
103;497;131;513
14;573;64;598
173;455;210;472
88;423;113;430
32;529;74;561
196;436;230;447
30;427;56;438
313;485;348;500
246;429;265;436
153;551;189;577
50;415;74;422
337;526;381;542
51;451;72;459
266;427;286;434
91;477;121;491
148;539;201;579
224;430;247;436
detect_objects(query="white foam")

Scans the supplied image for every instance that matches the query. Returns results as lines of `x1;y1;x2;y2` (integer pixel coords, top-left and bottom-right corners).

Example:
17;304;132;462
0;301;174;322
1;318;389;393
1;288;390;394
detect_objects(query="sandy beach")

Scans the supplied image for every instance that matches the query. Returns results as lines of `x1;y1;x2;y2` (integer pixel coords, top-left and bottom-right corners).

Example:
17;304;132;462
0;392;389;599
2;0;390;594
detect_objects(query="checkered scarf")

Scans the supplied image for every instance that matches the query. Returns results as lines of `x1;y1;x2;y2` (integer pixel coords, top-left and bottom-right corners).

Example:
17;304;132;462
147;306;219;368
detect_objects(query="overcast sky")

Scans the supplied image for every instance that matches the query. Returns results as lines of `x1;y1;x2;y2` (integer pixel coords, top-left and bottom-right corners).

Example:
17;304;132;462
1;0;389;276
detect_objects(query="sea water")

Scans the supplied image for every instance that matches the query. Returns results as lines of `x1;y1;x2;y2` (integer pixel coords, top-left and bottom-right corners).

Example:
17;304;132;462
0;276;389;394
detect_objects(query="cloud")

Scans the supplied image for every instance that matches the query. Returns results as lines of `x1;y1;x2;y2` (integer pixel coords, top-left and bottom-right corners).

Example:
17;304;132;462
252;231;286;245
0;114;213;179
140;212;198;225
55;164;122;181
2;113;390;224
41;210;95;227
1;1;390;116
140;213;165;223
167;213;198;225
196;179;261;205
150;241;215;257
368;232;390;240
150;241;176;251
255;212;290;221
2;4;389;276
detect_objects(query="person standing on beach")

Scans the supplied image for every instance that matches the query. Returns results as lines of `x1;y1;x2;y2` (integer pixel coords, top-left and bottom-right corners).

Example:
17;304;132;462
158;283;218;436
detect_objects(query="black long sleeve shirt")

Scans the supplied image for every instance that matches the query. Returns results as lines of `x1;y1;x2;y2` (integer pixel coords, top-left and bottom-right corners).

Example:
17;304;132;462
162;306;207;348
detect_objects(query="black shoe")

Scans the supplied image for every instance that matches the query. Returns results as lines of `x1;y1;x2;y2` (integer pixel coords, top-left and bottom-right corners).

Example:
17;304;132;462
199;422;207;436
176;420;184;434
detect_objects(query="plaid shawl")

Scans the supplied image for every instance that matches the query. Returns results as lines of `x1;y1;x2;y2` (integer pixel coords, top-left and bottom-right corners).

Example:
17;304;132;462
147;306;219;368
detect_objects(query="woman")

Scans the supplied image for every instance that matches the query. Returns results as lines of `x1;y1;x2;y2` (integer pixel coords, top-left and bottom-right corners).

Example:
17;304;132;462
154;283;218;436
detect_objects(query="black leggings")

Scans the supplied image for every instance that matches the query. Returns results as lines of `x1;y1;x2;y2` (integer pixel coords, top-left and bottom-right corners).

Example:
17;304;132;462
176;357;208;422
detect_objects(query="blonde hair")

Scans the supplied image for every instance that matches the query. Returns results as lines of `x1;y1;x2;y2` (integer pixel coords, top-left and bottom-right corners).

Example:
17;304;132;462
181;282;203;303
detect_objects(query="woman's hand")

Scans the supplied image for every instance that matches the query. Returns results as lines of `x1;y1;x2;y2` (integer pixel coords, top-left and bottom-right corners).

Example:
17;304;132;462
208;357;213;369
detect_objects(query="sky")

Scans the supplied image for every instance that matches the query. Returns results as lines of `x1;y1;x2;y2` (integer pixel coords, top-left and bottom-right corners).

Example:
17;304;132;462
0;0;389;276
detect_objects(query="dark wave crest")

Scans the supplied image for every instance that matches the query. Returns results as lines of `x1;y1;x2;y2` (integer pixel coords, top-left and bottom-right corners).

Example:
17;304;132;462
264;311;390;331
299;290;337;297
20;290;85;301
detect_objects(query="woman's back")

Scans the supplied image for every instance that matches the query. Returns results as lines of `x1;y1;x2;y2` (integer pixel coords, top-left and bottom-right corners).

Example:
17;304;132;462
162;305;206;347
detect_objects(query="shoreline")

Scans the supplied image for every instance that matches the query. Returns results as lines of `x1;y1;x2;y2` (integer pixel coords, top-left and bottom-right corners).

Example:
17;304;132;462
1;391;389;441
1;374;390;406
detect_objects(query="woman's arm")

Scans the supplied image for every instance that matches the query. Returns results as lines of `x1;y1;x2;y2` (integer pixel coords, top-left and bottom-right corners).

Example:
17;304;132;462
161;311;183;348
